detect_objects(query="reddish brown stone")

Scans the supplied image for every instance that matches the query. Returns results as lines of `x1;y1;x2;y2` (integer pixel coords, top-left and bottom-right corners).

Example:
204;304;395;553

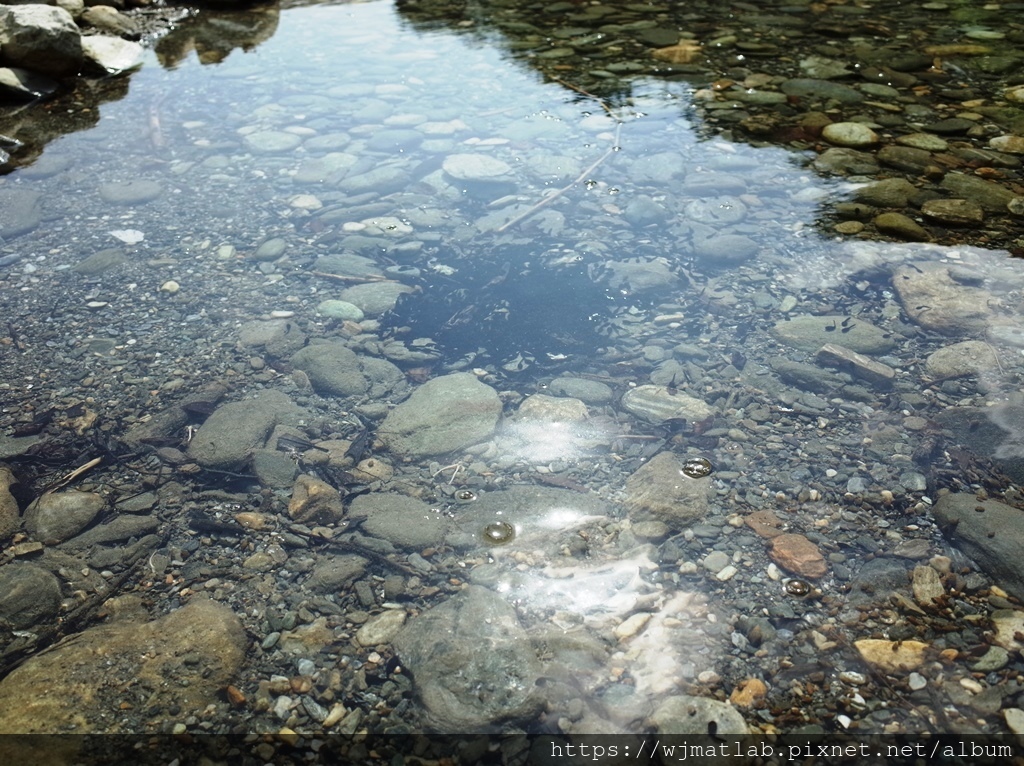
769;533;828;579
745;509;784;539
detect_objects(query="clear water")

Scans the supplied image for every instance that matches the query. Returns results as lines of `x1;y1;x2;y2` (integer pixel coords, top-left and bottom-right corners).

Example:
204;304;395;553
3;0;1024;747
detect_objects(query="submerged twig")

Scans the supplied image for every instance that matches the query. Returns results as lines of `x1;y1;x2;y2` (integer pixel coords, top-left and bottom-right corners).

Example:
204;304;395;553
311;271;397;284
496;123;621;234
44;457;102;494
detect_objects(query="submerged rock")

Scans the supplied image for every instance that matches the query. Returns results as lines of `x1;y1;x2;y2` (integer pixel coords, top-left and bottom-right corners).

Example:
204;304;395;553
0;563;61;631
394;585;543;732
624;451;711;529
0;599;246;733
378;373;501;458
933;493;1024;600
24;490;104;544
187;389;302;470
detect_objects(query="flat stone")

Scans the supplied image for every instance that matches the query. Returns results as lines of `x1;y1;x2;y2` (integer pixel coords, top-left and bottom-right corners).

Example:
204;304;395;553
854;638;929;672
393;586;543;732
771;315;896;355
63;514;158;549
620;384;715;425
933;494;1024;600
98;179;163;205
0;600;246;733
0;189;42;238
347;492;449;549
923;117;977;135
780;78;863;104
693;234;760;267
623;451;710;529
337;281;414;317
243;130;302;154
546;377;613;404
24;490;104;544
822;122;878;147
896;132;948;151
877;145;933;173
769;533;827;579
921;198;985;225
306;554;367;594
354;609;407;647
378;373;501;458
73;248;127;276
892;262;994;334
250;448;299;491
288;474;344;525
854;178;918;208
940;172;1020;213
446;484;612;551
516;394;587;422
441;153;511;181
816;343;896;387
187;389;303;470
294;152;357;184
924;340;1000;380
291;341;380;398
990;135;1024;155
874;211;931;241
814;147;879;175
316;299;364;321
0;465;18;541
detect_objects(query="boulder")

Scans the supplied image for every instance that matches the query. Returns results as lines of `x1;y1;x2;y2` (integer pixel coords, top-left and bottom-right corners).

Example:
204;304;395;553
393;586;543;732
0;599;246;733
624;451;711;529
378;373;501;458
933;493;1024;600
0;5;83;77
187;389;302;470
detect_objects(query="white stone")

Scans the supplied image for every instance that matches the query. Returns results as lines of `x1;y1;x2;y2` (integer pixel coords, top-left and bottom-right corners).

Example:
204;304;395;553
822;122;880;148
442;153;512;181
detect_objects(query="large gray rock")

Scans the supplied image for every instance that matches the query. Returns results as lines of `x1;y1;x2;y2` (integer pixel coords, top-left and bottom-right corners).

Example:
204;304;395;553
624;451;711;529
348;492;450;549
620;384;715;425
650;695;749;736
0;5;83;77
0;599;246;733
933;493;1024;600
290;341;399;398
0;563;61;631
770;314;896;354
393;585;543;732
0;189;41;239
446;484;613;551
892;262;994;334
24;490;104;544
378;373;501;458
187;389;302;470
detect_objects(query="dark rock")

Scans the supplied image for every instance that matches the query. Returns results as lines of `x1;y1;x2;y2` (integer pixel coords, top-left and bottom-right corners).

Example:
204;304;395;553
187;389;302;470
24;490;104;544
0;563;61;630
933;493;1024;601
